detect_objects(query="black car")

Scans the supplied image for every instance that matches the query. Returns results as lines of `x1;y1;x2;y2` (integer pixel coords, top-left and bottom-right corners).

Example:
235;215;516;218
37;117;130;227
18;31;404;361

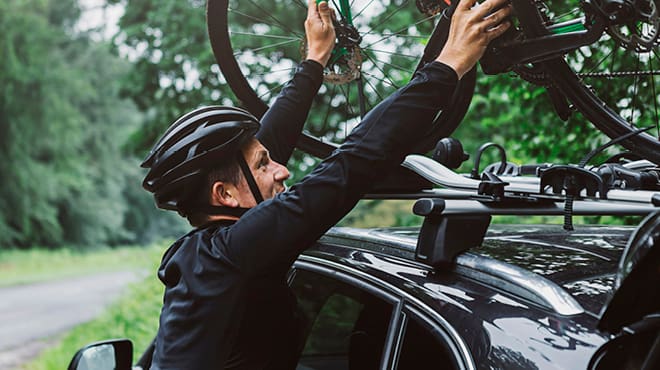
68;155;660;370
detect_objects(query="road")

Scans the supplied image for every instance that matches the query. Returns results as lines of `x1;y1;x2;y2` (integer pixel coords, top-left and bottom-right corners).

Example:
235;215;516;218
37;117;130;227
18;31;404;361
0;271;143;370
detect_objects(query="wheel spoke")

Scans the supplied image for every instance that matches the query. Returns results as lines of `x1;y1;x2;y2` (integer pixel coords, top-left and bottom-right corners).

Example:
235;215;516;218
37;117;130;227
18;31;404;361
629;55;642;124
361;70;399;90
363;52;403;88
360;71;387;102
247;66;297;77
650;55;660;137
233;38;301;57
364;51;412;74
336;84;356;139
229;32;300;41
231;3;304;38
360;0;414;39
362;13;437;49
257;81;288;100
585;47;615;76
353;0;378;20
321;84;338;135
365;47;420;61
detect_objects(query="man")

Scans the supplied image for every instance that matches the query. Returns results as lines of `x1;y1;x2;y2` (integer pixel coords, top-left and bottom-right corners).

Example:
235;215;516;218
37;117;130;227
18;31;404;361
141;0;512;368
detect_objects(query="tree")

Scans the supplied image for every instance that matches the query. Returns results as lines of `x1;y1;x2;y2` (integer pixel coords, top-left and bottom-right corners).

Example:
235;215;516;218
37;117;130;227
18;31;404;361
108;0;237;155
0;0;186;248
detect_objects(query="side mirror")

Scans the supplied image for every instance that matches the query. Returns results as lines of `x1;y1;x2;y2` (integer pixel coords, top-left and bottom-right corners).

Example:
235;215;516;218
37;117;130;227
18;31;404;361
68;339;133;370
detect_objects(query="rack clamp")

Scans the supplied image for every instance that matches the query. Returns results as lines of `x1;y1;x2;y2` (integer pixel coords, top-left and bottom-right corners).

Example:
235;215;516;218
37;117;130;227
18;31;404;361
478;171;509;199
475;171;558;206
413;198;491;268
540;165;608;198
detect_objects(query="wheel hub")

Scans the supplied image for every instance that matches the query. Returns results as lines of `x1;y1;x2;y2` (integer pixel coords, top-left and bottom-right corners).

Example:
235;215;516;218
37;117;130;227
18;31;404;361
416;0;447;16
302;19;364;85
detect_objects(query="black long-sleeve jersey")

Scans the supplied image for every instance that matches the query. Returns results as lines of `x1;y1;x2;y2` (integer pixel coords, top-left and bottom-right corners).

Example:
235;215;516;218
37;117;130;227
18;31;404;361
151;60;458;370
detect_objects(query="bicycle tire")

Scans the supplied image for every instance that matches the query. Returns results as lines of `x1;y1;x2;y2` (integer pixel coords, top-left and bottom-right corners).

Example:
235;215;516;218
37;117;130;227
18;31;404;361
207;0;475;159
524;0;660;164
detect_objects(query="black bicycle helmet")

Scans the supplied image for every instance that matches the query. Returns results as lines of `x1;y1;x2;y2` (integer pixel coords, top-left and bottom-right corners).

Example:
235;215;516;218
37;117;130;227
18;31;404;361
141;106;261;215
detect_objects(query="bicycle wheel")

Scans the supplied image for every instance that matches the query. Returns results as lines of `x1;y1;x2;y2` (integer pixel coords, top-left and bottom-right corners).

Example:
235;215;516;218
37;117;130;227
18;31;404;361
207;0;474;158
523;0;660;164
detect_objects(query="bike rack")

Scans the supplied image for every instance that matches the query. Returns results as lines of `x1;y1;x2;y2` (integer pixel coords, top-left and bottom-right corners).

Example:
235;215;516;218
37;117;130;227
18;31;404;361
366;154;660;268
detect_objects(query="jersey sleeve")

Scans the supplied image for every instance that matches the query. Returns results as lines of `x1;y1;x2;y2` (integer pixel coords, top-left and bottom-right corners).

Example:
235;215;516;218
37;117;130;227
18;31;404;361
219;61;459;275
255;59;324;165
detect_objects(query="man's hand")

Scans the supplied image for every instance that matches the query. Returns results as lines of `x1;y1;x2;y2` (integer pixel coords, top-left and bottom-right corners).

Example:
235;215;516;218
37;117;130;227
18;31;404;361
437;0;512;79
305;0;336;67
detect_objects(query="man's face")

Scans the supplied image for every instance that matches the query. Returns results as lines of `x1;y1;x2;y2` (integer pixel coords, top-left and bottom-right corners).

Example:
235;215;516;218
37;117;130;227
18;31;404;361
233;139;290;208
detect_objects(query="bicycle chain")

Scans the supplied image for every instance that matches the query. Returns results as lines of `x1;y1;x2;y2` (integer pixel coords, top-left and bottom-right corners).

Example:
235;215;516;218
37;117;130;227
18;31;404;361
514;0;660;84
577;70;660;78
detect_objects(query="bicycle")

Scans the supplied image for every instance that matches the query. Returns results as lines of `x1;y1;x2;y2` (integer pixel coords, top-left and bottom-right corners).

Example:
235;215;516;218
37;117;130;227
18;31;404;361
207;0;660;163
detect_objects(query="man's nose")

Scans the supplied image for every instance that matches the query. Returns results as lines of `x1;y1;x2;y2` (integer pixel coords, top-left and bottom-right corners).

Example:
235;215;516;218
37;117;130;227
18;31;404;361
274;162;290;181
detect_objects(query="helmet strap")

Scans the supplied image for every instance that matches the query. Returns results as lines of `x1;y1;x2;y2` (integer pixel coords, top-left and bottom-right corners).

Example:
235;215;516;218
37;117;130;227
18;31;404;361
236;152;265;204
192;204;251;218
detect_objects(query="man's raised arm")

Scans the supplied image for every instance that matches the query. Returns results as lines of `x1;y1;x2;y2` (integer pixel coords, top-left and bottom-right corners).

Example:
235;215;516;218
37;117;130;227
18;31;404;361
256;0;335;164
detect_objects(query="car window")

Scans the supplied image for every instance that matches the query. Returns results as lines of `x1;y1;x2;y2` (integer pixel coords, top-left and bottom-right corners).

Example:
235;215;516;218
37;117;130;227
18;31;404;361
395;310;460;370
291;268;393;370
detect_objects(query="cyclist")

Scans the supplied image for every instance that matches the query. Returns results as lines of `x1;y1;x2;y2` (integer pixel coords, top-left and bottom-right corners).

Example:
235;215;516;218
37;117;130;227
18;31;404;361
141;0;512;368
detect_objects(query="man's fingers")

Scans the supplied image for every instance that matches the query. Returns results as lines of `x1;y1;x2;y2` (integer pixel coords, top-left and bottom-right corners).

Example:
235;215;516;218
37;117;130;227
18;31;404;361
456;0;478;11
486;20;511;41
474;0;510;19
307;0;318;19
484;5;511;28
318;1;332;25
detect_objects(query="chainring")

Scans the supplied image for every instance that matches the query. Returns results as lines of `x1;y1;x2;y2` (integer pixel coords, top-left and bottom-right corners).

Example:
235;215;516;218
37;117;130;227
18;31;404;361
604;0;660;52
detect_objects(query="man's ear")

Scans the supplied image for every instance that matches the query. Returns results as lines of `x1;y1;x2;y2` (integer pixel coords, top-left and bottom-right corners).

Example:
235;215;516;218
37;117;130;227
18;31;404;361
211;181;239;208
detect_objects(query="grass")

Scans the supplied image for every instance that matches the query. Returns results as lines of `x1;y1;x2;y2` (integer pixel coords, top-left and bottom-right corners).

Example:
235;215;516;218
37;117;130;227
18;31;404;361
0;244;164;287
8;243;168;370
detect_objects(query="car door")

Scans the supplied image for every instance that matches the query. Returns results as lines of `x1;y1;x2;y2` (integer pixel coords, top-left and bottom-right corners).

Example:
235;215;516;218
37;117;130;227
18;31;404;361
290;258;472;370
391;304;468;370
289;264;397;370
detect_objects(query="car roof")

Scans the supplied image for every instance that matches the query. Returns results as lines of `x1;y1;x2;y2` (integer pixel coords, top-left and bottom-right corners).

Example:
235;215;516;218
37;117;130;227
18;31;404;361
313;224;632;317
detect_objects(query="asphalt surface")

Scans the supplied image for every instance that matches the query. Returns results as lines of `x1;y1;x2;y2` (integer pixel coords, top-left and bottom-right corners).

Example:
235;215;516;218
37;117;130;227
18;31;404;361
0;271;143;370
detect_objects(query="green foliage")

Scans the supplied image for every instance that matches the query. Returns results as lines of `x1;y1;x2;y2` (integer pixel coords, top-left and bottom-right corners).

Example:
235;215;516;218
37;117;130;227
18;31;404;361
339;200;421;228
0;0;188;249
452;71;612;171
